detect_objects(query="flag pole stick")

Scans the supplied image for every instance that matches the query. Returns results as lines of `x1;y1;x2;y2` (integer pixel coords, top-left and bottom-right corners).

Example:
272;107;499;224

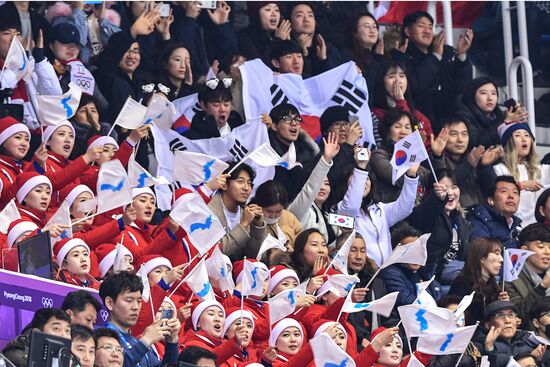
168;254;200;298
240;292;245;325
106;122;117;138
453;351;465;367
227;152;251;175
71;212;101;226
425;154;439;184
150;296;156;324
336;284;355;323
365;268;381;290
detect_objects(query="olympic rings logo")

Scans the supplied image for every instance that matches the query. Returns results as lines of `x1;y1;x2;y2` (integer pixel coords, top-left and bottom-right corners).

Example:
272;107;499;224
41;297;54;308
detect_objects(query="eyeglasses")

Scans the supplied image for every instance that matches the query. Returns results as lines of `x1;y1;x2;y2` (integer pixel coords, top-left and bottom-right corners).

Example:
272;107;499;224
358;23;378;30
97;344;123;354
494;311;517;320
127;48;141;55
279;115;303;125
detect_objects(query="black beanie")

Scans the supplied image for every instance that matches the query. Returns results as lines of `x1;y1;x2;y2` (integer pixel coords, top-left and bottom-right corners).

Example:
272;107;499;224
0;2;22;33
320;106;350;136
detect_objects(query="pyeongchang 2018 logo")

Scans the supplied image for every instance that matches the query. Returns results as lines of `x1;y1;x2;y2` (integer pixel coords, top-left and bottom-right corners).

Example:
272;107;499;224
3;291;32;303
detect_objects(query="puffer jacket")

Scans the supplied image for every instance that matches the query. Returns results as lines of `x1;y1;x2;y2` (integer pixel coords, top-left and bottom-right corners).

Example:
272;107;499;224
468;204;522;249
2;329;30;367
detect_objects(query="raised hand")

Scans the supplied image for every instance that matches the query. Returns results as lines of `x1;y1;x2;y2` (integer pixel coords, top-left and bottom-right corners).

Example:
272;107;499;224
122;205;137;226
43;223;69;238
262;346;278;363
164;264;186;285
322;132;340;162
183;1;201;18
456;29;474;56
165;317;181;343
370;327;399;352
306;275;324;294
141;319;172;346
485;326;502;350
316;34;327;61
261;113;273;129
83;147;103;164
480;145;503;166
275;19;291;40
156;8;174;40
394;38;408;54
430;127;449;156
406;163;421;177
178;302;192;323
34;143;48;168
312;255;327;275
433;182;449;201
129;125;150;144
345;120;363;145
297;33;313;55
131;8;160;38
351;287;368;302
433;31;445;56
206;173;229;191
504;105;529;123
207;1;231;25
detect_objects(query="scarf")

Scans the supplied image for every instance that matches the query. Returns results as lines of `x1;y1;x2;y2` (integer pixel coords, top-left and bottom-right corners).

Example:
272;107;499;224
524;263;550;296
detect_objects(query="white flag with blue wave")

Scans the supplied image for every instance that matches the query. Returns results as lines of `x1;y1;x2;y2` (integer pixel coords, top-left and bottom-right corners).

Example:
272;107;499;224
45;199;72;244
241;259;270;297
144;93;177;130
170;191;225;256
256;233;287;260
3;36;32;83
113;96;148;130
37;82;82;126
415;276;437;308
397;304;457;339
97;159;133;214
341;291;398;317
269;288;304;324
184;258;214;301
380;233;429;269
205;246;234;293
137;264;151;302
246;143;295;170
0;199;21;234
328;273;360;297
173;151;229;185
329;229;356;274
128;152;169;188
416;324;477;355
310;333;356;367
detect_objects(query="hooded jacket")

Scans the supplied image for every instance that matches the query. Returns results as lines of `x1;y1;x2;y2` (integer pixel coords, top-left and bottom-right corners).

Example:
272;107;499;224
472;326;539;367
469;204;522;249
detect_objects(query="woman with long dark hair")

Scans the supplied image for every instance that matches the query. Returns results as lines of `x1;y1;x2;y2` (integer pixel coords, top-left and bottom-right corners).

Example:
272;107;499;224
342;11;384;98
448;237;509;323
157;42;195;101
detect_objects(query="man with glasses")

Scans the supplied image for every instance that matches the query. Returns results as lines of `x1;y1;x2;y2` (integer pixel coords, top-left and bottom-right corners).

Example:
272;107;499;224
474;301;542;367
268;103;320;200
94;328;124;367
506;223;550;330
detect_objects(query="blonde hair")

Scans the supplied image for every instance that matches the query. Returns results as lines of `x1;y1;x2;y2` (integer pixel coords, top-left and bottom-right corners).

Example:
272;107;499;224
502;133;540;181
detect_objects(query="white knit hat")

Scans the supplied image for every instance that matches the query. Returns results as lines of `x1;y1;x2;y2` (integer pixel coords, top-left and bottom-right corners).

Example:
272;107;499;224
88;136;119;150
43;121;75;145
269;318;303;346
0;117;30;146
15;173;52;204
54;238;90;266
222;309;255;337
313;321;347;339
191;300;225;330
65;185;94;208
268;266;299;294
7;220;39;249
131;187;156;201
141;255;172;275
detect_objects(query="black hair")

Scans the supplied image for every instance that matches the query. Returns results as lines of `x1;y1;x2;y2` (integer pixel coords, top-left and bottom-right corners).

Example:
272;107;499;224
373;61;418;121
269;103;301;125
291;228;325;280
251;180;289;208
514;353;539;367
441;115;468;130
198;81;232;104
61;290;102;313
390;222;422;249
519;223;550;246
23;308;70;333
270;39;303;61
178;346;217;365
379;109;414;150
223;161;256;183
529;297;550;321
488;176;520;199
535;188;550;223
94;327;121;345
219;53;246;76
437;294;462;308
403;11;434;29
159;42;189;70
99;272;143;305
428;169;458;193
287;2;317;20
71;325;95;345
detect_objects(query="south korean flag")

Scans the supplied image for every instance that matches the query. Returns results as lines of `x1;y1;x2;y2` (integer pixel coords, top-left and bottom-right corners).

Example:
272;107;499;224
390;130;429;184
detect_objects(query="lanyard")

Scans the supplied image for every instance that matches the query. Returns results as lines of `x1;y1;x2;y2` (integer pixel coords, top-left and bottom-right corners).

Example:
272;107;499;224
106;322;150;367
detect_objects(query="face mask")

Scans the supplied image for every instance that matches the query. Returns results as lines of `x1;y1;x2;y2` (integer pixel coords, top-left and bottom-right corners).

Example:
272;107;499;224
264;216;281;225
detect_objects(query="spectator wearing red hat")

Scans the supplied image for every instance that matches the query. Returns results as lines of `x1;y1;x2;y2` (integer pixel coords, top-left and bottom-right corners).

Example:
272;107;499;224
300;267;367;357
8;172;53;227
114;188;181;263
1;217;39;271
224;259;271;346
79;126;148;193
0;116;32;197
369;326;432;367
131;255;183;346
221;308;265;367
95;243;134;280
269;318;313;367
182;299;249;365
53;237;100;289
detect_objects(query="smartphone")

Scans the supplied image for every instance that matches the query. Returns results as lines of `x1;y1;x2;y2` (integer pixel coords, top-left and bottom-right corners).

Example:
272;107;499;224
349;114;359;125
328;213;355;229
159;3;170;17
357;147;369;161
503;98;517;112
161;309;173;320
199;1;217;9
